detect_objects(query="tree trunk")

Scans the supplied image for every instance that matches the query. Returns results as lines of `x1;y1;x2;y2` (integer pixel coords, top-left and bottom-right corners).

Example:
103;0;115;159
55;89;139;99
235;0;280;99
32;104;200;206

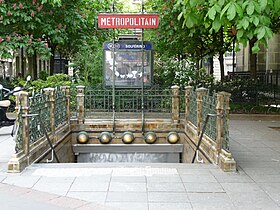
33;52;37;80
49;45;56;75
249;39;257;79
209;56;214;75
218;52;225;82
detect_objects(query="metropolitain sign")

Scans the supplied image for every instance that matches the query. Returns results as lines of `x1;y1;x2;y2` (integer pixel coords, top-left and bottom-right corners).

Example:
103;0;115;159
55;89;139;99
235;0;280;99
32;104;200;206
98;14;159;29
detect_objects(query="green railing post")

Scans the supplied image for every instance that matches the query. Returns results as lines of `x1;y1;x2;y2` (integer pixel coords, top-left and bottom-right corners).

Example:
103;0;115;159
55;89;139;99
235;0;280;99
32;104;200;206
196;87;207;136
215;92;224;153
61;86;70;124
15;91;30;155
184;86;193;123
44;88;55;138
77;86;85;124
171;85;180;124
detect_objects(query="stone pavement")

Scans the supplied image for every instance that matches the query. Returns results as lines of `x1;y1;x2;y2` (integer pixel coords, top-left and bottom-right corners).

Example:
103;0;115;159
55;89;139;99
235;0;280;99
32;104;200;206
0;114;279;210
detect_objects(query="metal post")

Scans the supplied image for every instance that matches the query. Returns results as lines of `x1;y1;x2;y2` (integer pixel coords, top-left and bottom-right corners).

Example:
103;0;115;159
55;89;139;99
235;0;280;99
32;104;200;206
141;0;145;134
112;2;116;134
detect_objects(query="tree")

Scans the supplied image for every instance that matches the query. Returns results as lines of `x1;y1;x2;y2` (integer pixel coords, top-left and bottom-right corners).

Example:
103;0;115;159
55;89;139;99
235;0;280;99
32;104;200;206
146;0;234;81
0;0;111;78
177;0;280;78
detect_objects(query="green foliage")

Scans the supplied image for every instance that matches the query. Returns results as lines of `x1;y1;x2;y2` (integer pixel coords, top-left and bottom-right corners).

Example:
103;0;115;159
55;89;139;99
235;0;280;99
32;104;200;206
154;57;214;87
177;0;280;53
39;71;49;81
71;38;104;86
12;73;71;93
210;78;280;113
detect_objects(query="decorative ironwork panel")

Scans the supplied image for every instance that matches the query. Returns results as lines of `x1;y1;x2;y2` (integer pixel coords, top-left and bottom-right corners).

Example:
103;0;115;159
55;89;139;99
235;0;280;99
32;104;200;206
179;89;185;114
202;92;217;141
15;106;23;153
70;86;77;118
84;87;172;116
29;94;50;144
222;98;230;151
144;88;172;113
188;90;197;126
54;90;67;127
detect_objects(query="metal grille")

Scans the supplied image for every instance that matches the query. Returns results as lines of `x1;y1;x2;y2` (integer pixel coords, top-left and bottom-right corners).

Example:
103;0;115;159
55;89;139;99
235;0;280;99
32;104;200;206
179;89;185;113
223;97;230;151
29;94;50;144
188;90;197;126
202;92;217;141
54;90;67;127
84;87;172;117
15;105;23;153
70;86;77;118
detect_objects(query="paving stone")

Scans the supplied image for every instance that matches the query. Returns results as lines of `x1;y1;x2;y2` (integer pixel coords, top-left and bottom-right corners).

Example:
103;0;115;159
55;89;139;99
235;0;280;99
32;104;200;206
105;202;148;210
147;182;185;192
146;174;181;183
70;180;109;192
221;183;262;193
177;168;212;175
184;182;224;193
67;191;107;204
258;182;280;205
148;192;189;203
188;192;235;209
227;191;279;209
149;202;192;210
110;176;146;183
48;196;89;209
180;174;218;183
32;177;74;196
2;175;40;188
106;192;147;202
109;182;146;192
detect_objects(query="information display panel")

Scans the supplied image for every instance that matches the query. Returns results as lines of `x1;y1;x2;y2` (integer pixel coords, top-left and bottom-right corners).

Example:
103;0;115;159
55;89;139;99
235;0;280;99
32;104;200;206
103;41;153;88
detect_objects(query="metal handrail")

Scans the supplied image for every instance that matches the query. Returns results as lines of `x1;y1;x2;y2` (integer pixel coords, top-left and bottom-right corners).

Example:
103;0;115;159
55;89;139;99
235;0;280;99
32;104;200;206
23;113;60;163
191;113;222;163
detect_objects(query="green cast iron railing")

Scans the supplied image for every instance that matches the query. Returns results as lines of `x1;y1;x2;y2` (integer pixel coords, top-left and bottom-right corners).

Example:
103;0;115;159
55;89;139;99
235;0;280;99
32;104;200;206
202;92;217;141
29;94;51;144
189;90;197;126
54;90;67;127
84;87;172;116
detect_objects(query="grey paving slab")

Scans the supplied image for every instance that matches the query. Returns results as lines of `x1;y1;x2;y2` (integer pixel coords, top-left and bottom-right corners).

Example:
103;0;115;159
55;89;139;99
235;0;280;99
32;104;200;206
0;191;71;210
177;168;213;175
180;174;218;183
70;180;109;192
2;175;40;188
258;182;280;205
67;191;107;204
149;202;192;210
227;191;280;209
147;182;185;192
32;177;74;196
146;174;182;183
105;202;148;210
188;192;235;209
0;175;6;182
109;182;147;192
211;172;254;183
148;192;189;203
184;182;224;193
110;175;146;183
221;183;263;193
47;196;90;209
106;192;147;202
